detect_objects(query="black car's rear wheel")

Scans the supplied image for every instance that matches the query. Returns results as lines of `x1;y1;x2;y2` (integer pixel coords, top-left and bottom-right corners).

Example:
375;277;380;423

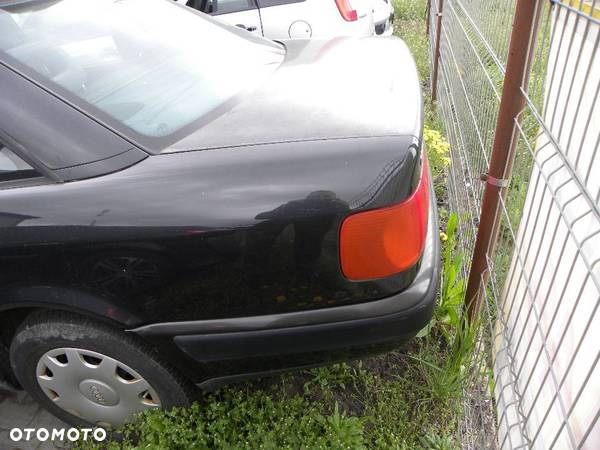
10;311;195;428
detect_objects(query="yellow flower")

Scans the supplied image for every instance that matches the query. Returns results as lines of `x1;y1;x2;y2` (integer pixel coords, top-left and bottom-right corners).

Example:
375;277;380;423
275;295;287;303
440;231;448;242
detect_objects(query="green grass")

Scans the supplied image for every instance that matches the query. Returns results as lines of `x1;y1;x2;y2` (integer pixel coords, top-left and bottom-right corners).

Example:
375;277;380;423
391;0;442;132
78;2;469;448
393;0;430;85
91;391;366;450
79;353;463;449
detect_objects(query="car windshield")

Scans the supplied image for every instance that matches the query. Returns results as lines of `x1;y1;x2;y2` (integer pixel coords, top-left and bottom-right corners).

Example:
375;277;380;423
0;0;284;143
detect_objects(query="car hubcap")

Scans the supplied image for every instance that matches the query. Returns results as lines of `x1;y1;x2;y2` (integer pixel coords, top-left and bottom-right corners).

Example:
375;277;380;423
36;348;161;427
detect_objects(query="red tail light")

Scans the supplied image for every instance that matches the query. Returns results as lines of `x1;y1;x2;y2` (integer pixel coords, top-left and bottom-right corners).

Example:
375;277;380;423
340;155;430;281
335;0;358;21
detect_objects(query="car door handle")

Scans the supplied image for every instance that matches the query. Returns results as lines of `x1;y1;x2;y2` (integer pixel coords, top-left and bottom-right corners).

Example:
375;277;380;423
235;24;257;32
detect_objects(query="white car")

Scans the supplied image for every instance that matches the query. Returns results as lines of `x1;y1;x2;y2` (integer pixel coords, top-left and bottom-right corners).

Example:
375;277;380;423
177;0;375;39
373;0;394;36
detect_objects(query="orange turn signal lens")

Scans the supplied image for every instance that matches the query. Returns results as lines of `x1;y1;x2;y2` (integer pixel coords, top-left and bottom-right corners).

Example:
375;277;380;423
340;155;430;281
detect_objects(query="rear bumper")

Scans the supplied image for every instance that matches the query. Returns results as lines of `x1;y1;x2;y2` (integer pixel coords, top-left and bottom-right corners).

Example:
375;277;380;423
173;282;436;363
375;11;394;36
130;176;440;373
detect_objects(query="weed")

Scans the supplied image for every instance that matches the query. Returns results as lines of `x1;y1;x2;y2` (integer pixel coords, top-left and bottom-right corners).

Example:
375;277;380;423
423;126;451;202
437;213;466;339
419;432;460;450
417;213;465;341
77;391;366;450
304;363;353;395
424;127;451;181
406;318;477;438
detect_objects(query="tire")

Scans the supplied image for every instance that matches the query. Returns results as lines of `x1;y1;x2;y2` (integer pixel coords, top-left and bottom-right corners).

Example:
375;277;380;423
10;311;196;428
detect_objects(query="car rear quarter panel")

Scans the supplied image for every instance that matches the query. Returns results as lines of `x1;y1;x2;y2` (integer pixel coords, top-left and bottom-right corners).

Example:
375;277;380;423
0;135;422;326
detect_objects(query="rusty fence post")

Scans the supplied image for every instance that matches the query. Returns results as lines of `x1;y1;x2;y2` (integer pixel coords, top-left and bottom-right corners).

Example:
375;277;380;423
431;0;444;102
426;0;431;37
464;0;542;322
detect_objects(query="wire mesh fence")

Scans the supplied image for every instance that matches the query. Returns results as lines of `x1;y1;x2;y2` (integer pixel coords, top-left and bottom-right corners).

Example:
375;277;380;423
428;0;600;448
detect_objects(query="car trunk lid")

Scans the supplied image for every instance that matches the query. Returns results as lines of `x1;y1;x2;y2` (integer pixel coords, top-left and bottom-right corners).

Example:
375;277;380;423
165;36;422;153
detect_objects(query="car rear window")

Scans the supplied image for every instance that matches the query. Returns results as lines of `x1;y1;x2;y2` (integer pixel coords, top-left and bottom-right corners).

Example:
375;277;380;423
0;0;284;147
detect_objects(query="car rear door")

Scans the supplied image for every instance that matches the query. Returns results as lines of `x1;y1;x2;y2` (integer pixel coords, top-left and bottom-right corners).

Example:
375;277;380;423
187;0;263;35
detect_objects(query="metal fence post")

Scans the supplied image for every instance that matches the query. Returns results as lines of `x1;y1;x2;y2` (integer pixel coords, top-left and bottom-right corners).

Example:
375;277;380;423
464;0;540;321
426;0;431;37
430;0;444;102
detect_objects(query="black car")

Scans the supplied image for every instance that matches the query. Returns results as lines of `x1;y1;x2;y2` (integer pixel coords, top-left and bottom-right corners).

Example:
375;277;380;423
0;0;439;428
